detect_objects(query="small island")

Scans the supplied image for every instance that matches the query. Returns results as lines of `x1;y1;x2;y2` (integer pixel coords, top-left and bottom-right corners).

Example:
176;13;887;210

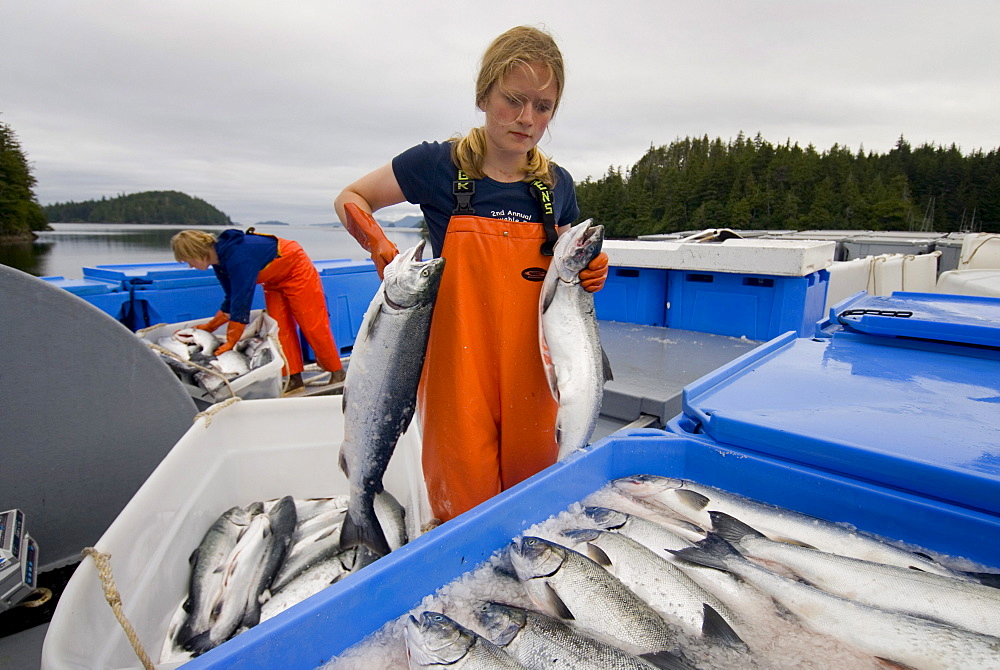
42;190;233;226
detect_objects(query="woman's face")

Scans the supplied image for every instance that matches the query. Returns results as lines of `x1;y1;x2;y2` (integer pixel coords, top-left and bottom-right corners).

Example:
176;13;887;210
481;61;558;161
182;254;213;270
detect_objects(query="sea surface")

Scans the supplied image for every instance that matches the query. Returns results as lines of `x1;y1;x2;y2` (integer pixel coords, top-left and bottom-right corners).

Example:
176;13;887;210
0;223;426;279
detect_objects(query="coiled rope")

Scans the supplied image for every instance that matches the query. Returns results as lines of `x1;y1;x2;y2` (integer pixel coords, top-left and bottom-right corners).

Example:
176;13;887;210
81;547;155;670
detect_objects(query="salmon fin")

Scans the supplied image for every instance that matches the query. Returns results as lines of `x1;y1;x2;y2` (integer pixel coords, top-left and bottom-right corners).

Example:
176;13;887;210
339;509;391;557
710;511;766;544
338;447;349;478
964;570;1000;588
540;274;557;312
701;603;746;649
601;346;614;382
671;535;737;573
182;630;217;656
874;657;919;670
639;650;697;670
675;489;711;511
584;542;613;568
542;582;574;620
539;334;559;400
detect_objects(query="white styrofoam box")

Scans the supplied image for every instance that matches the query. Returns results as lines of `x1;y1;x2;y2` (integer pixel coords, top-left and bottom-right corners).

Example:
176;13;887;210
937;269;1000;298
868;254;904;296
825;257;872;311
901;252;941;293
604;238;835;277
958;233;1000;270
42;397;429;670
137;310;283;402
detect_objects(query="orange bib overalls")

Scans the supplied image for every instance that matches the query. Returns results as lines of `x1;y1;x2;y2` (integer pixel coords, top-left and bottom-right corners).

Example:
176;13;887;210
418;214;558;521
255;238;342;376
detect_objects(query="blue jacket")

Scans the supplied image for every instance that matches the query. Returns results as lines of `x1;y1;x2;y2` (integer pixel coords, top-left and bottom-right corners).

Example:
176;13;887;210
213;230;278;323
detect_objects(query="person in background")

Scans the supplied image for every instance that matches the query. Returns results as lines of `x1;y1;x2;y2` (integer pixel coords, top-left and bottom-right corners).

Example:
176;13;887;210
334;25;608;522
171;229;346;391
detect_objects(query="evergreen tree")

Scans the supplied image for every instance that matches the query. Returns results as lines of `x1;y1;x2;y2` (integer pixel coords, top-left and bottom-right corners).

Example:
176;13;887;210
0;119;48;239
576;134;998;236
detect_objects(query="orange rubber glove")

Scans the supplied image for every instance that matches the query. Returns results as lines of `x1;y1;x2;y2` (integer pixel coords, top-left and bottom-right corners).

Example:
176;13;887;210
343;202;399;279
197;310;229;332
214;320;246;355
579;252;609;293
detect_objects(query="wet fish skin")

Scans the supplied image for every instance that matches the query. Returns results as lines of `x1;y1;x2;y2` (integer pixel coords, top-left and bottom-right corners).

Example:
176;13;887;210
673;534;1000;670
584;506;758;615
240;495;297;629
184;511;273;655
613;474;963;578
174;328;219;356
711;511;1000;639
476;600;667;670
339;242;444;557
404;611;527;669
270;506;346;594
176;505;252;651
539;219;613;460
508;536;682;658
562;528;746;649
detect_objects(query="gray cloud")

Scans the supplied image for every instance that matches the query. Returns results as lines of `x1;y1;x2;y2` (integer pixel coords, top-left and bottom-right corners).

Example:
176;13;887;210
4;1;998;225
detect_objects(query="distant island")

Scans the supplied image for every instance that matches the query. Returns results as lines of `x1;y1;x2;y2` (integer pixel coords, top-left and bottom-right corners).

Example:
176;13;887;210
43;190;232;226
317;214;424;229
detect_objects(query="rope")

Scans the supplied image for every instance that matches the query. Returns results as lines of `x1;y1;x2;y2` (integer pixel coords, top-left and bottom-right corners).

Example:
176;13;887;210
81;548;155;670
961;234;999;266
194;396;242;427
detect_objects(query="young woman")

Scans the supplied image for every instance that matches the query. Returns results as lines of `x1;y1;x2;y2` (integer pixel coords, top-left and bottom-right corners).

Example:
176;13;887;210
334;26;608;522
171;229;346;389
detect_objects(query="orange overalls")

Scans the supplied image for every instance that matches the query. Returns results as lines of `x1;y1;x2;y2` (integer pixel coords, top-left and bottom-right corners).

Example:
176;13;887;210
255;238;343;376
418;214;558;522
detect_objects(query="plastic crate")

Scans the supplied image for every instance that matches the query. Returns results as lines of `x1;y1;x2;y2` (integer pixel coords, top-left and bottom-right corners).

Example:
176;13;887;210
40;276;133;323
302;259;381;356
594;266;668;326
666;268;829;339
175;428;1000;670
673;327;1000;516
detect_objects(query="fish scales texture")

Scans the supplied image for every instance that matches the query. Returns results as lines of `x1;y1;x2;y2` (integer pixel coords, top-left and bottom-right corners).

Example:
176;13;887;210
615;474;963;578
477;600;661;670
711;511;1000;639
176;506;251;650
405;611;527;669
340;242;444;557
563;527;746;647
540;219;612;460
674;535;1000;670
510;536;681;656
185;512;273;655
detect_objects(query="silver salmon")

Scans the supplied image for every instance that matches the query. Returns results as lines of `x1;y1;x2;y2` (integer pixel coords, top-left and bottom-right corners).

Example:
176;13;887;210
339;242;444;556
404;611;527;669
539;219;613;460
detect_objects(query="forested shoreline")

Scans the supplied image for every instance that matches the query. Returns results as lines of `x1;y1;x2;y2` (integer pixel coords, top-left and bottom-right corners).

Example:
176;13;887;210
576;134;1000;238
43;191;232;226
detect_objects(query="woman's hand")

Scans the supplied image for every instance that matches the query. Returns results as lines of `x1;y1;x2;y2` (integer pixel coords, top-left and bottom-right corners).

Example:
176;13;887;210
579;252;609;292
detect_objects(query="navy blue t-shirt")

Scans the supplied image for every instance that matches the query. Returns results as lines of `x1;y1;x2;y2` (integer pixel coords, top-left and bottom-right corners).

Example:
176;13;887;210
213;229;278;324
392;141;580;258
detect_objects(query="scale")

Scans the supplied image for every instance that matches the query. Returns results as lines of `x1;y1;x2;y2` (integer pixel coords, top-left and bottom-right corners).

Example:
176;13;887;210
0;509;39;612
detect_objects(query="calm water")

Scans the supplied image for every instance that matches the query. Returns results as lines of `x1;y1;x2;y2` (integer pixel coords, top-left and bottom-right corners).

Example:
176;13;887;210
1;223;426;279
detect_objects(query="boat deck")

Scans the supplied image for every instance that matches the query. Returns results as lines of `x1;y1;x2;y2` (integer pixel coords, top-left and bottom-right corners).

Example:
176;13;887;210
0;322;761;669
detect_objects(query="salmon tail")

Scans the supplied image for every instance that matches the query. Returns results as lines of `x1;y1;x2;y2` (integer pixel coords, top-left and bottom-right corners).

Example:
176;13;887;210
339;508;391;557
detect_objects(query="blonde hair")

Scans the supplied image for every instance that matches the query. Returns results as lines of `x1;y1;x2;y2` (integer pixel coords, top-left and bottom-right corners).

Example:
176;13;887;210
171;230;216;262
451;26;565;187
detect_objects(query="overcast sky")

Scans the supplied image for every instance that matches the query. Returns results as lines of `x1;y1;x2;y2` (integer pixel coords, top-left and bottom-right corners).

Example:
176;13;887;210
4;1;998;225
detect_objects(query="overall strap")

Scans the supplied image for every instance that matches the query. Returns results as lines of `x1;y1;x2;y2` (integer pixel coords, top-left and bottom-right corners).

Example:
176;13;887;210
452;169;476;215
528;178;558;256
451;168;559;256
